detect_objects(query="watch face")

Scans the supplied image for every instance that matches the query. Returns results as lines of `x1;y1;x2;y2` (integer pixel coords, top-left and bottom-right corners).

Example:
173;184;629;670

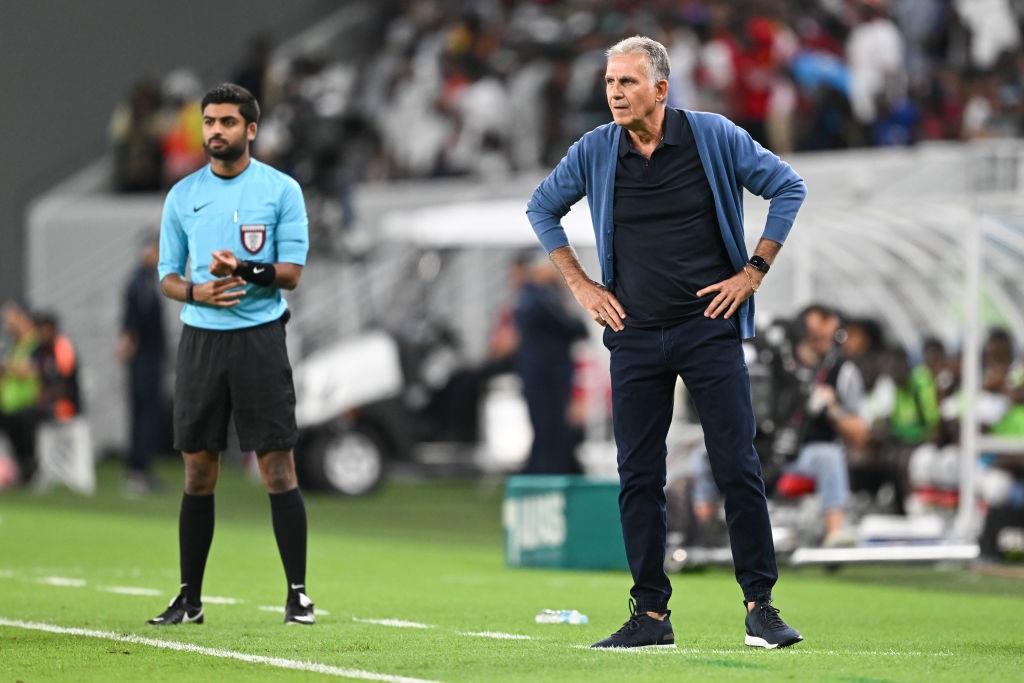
749;255;770;272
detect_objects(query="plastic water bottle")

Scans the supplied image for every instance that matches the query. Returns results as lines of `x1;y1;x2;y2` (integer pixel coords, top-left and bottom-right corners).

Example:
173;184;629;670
535;609;589;625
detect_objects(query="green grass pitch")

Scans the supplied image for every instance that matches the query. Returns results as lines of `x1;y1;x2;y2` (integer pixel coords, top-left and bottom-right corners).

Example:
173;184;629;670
1;458;1021;682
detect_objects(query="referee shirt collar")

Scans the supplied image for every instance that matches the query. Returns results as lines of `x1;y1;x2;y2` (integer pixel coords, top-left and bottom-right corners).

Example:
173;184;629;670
617;106;684;157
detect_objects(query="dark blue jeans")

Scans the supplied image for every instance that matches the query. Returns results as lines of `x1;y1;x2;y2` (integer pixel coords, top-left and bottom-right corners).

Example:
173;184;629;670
604;315;777;612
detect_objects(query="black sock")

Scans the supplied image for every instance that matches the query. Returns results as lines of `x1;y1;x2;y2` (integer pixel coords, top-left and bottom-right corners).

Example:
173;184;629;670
178;492;215;605
270;487;307;595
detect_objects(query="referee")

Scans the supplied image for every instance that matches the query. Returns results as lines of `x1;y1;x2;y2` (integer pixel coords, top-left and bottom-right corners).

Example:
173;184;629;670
147;83;313;626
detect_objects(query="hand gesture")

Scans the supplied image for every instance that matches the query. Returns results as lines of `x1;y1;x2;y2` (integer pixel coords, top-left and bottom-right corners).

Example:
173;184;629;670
209;249;240;277
195;275;247;307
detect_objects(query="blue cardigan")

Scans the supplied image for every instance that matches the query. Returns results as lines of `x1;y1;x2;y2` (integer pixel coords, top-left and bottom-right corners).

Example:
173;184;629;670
526;109;806;339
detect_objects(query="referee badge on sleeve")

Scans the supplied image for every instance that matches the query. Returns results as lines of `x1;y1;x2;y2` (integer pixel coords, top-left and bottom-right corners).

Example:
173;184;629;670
241;224;266;254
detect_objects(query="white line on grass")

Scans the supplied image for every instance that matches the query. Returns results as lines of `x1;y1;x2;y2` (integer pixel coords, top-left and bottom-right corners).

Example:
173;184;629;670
0;617;445;683
36;576;86;587
97;586;163;596
459;632;532;640
202;596;243;605
353;617;433;629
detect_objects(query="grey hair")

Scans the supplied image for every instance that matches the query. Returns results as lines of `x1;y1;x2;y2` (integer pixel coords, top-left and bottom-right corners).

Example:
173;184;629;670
606;36;671;84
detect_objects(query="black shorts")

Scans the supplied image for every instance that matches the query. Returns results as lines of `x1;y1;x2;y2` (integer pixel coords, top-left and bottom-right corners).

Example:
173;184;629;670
173;315;298;453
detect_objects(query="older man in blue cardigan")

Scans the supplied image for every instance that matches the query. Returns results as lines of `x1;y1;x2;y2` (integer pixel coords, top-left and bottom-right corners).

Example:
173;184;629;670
526;36;806;650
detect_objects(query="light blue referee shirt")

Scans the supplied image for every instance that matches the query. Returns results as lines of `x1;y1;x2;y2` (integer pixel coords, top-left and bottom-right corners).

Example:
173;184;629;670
158;159;309;330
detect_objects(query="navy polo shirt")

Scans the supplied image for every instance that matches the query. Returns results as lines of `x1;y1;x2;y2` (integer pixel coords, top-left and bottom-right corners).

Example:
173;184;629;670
611;107;733;328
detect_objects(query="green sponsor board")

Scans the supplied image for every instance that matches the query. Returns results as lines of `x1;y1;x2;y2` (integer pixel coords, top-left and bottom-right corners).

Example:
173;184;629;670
503;475;628;570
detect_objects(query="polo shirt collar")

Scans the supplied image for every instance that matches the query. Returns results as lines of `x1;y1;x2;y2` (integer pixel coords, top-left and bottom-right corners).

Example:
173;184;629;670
617;106;684;157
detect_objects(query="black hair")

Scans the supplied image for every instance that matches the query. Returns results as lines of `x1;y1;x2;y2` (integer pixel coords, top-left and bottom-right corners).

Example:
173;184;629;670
33;310;58;328
200;83;260;124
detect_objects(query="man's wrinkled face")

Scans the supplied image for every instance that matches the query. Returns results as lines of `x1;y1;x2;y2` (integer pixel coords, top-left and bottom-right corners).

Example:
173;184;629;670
605;53;665;130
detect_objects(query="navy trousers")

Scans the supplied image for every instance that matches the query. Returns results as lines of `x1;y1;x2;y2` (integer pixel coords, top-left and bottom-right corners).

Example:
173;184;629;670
604;314;777;612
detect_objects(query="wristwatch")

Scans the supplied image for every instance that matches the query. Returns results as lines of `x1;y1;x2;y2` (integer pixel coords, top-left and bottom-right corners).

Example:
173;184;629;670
747;255;771;274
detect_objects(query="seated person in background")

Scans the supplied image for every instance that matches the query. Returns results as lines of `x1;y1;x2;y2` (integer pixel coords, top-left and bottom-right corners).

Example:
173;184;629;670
864;344;941;514
910;328;1024;511
691;305;869;547
33;312;82;422
917;336;957;404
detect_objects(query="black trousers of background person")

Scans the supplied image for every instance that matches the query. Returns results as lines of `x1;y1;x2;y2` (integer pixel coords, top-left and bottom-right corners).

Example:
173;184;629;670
520;361;580;475
128;349;164;474
604;314;778;614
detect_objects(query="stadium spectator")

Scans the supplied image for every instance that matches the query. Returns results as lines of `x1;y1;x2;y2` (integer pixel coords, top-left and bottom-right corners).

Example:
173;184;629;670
160;69;207;187
514;252;588;475
231;33;275;108
526;35;805;650
118;230;167;495
113;1;1024;195
113;0;1024;220
844;0;908;143
147;83;314;628
108;78;166;192
0;300;42;484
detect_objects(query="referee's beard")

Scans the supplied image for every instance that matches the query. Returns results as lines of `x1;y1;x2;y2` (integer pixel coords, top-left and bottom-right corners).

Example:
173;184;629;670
204;137;247;163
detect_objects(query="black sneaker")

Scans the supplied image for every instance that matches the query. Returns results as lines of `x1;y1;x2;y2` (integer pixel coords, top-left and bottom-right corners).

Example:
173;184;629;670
744;599;802;649
284;590;315;625
591;599;675;649
147;595;204;625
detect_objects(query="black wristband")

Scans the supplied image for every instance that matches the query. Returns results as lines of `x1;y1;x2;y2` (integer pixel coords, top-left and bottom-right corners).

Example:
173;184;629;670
747;255;771;274
234;260;276;286
185;282;195;304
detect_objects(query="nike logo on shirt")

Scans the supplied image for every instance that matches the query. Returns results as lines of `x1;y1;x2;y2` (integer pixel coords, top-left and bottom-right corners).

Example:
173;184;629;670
193;202;213;213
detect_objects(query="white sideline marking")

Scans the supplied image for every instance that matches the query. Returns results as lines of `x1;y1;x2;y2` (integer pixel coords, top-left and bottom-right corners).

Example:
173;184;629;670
353;617;432;629
98;586;162;597
460;631;532;640
36;576;86;587
0;617;445;683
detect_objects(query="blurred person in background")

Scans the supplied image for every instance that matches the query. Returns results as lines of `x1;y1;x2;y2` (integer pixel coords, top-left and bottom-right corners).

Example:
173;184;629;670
109;78;166;193
774;305;868;546
864;344;941;514
527;35;805;650
160;69;208;187
118;230;167;495
844;0;907;144
0;300;42;484
231;33;275;108
691;305;869;545
514;252;588;476
33;311;82;424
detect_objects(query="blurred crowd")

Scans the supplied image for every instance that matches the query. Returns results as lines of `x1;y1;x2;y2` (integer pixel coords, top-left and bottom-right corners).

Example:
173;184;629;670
110;0;1024;197
0;300;82;486
677;303;1024;555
